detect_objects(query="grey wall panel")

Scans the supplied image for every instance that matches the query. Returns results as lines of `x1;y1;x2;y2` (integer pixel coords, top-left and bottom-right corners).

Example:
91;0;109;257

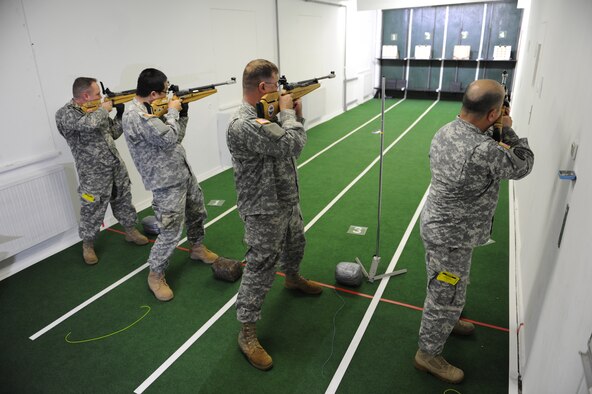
442;61;477;91
483;1;523;60
432;6;447;58
410;6;436;58
446;3;484;59
380;61;406;81
380;1;521;96
382;9;409;58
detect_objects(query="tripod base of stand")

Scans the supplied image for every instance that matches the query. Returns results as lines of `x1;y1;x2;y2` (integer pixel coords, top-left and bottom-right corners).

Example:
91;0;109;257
357;256;407;283
335;257;407;286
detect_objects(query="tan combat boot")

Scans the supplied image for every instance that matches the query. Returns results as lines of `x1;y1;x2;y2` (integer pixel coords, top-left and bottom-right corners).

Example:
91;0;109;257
190;243;219;264
147;271;174;301
284;274;323;295
82;241;98;265
125;227;149;245
238;323;273;371
413;349;464;384
452;319;475;336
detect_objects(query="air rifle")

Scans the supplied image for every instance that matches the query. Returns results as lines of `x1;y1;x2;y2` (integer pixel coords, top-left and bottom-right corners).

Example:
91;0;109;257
492;70;510;142
80;82;136;113
257;71;336;120
151;78;237;117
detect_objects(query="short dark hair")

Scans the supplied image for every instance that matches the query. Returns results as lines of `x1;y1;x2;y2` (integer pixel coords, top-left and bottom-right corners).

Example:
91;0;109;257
72;77;96;99
136;68;167;97
242;59;279;91
462;81;504;117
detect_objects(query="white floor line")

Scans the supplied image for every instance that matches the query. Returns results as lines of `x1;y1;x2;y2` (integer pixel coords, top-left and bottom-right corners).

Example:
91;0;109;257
298;99;405;168
325;187;430;394
134;101;440;393
134;294;238;394
28;101;413;341
29;262;149;341
305;100;438;232
29;209;226;341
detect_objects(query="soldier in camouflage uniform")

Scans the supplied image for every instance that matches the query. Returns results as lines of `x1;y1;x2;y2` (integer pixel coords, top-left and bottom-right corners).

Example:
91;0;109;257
55;77;148;265
123;68;238;302
414;80;534;383
226;59;323;371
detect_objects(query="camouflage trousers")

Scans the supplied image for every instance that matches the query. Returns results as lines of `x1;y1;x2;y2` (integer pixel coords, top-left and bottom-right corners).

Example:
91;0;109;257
78;164;137;241
148;175;207;274
418;240;473;355
236;204;306;323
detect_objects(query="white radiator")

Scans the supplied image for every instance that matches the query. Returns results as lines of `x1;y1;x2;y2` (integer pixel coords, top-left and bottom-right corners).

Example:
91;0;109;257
0;165;77;261
302;86;326;125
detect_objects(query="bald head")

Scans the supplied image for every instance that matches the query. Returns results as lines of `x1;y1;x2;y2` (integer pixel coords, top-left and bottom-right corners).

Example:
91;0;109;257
462;79;505;117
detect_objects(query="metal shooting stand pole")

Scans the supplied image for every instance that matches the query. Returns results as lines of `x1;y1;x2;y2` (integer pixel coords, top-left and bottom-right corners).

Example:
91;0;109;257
354;77;407;283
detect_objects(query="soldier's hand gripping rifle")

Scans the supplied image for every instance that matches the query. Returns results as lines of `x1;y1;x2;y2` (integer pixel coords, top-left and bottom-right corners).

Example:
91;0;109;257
80;82;136;113
151;78;237;117
257;71;336;120
492;70;510;142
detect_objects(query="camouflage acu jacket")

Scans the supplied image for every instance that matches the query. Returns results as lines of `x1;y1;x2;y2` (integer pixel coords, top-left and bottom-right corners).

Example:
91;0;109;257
55;101;124;175
123;98;190;191
420;117;534;247
226;102;306;215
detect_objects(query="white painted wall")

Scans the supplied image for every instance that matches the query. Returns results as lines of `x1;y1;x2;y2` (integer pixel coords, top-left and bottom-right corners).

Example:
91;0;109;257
0;0;377;277
509;0;592;391
345;5;381;108
278;0;346;124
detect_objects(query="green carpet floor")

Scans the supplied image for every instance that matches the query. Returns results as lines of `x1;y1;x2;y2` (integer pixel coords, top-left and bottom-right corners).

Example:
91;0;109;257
0;98;511;393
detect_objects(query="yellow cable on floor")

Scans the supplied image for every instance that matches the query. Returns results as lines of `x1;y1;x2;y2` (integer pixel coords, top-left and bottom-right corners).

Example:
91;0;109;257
65;305;151;344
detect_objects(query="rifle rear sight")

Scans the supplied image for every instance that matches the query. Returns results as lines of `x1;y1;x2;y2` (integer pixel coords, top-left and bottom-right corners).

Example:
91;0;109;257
279;71;335;90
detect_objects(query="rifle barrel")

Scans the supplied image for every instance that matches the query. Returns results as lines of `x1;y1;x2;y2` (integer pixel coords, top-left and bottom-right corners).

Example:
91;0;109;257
173;78;236;97
282;71;335;90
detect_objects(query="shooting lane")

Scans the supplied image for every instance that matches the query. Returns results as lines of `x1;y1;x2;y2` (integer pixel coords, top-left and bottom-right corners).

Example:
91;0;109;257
2;0;591;393
0;95;512;393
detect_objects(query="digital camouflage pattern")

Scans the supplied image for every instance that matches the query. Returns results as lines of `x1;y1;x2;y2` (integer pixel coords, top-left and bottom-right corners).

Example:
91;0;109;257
227;103;307;323
123;98;207;274
226;103;305;216
147;177;206;274
123;98;190;191
418;118;534;355
55;101;138;241
235;205;306;322
419;242;473;355
420;118;534;247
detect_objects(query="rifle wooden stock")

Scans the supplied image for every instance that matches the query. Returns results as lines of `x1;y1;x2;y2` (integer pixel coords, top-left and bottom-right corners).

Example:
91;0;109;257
80;85;136;113
106;91;136;105
81;99;102;113
256;71;335;120
151;90;218;117
493;70;510;142
257;83;320;120
150;78;236;117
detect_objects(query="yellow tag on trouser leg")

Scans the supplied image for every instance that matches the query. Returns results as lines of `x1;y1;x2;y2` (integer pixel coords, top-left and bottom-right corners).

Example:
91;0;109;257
436;271;460;286
81;193;95;202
